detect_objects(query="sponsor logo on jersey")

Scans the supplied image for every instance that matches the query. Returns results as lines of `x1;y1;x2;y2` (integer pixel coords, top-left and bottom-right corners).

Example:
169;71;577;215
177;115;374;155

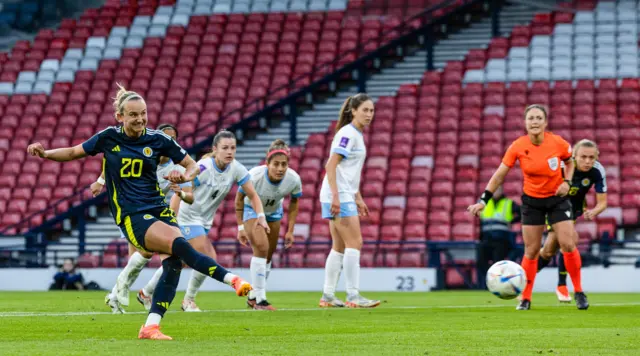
143;147;153;157
339;137;349;148
582;178;590;187
547;157;558;171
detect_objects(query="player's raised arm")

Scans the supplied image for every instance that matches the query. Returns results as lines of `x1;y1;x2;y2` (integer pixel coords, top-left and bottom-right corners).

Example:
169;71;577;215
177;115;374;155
27;142;87;162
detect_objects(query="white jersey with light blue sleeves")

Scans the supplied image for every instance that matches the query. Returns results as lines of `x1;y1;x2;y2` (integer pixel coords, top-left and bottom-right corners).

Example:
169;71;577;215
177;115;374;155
241;165;303;217
319;124;367;203
177;158;250;230
156;160;188;204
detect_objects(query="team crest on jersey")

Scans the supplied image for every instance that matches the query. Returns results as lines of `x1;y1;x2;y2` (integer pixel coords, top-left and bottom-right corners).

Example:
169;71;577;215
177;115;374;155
143;147;153;157
547;157;558;171
143;214;153;220
582;178;590;187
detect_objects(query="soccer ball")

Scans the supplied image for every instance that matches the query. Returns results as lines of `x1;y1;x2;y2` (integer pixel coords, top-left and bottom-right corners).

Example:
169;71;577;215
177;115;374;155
486;260;527;300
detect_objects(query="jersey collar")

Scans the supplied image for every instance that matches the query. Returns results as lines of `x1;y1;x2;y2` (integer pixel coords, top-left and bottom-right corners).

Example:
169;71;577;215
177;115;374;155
265;167;284;186
349;123;363;135
212;158;230;173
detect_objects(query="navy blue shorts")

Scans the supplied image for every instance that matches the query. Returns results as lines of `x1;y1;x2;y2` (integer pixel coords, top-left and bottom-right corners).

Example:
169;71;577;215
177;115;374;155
118;206;179;251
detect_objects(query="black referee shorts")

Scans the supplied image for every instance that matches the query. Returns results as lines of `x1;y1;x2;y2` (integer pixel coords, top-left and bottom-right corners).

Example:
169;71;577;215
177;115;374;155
521;194;573;226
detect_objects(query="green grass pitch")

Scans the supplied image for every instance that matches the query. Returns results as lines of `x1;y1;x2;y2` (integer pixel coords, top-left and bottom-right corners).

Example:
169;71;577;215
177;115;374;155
0;291;638;355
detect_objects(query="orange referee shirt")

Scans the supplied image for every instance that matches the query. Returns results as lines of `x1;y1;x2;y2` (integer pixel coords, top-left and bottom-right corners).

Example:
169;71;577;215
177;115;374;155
502;132;572;198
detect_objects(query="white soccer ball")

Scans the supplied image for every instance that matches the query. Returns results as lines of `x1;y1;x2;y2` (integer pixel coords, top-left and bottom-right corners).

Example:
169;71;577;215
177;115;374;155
486;260;527;300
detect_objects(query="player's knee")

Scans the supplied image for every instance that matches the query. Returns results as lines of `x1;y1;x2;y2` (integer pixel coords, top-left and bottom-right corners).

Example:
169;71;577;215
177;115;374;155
524;245;541;260
140;250;154;259
252;237;269;257
344;239;362;250
558;238;576;253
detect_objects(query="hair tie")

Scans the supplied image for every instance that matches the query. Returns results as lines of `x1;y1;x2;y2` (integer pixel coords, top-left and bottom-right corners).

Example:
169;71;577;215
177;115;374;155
267;149;289;159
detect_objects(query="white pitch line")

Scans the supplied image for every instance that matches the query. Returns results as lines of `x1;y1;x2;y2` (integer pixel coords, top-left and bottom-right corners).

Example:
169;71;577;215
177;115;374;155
1;302;639;318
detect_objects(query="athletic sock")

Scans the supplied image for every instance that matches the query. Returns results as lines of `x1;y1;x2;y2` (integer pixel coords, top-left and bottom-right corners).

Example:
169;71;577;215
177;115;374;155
250;256;267;303
557;252;568;286
146;256;182;326
143;266;164;297
171;237;230;283
537;255;551;272
184;270;207;301
265;261;272;281
562;249;583;292
521;256;538;301
322;249;343;296
121;252;151;288
343;248;361;297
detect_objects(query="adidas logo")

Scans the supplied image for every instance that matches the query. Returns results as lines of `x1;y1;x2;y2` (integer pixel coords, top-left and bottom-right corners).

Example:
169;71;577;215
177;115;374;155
156;301;169;309
112;145;120;152
208;266;217;277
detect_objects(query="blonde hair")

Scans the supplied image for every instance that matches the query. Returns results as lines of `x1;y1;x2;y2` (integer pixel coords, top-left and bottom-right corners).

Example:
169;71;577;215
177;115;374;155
266;139;290;163
112;83;143;118
573;139;599;160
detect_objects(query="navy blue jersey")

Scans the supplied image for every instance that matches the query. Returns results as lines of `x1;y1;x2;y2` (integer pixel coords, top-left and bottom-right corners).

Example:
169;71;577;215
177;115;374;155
568;161;607;217
82;126;188;224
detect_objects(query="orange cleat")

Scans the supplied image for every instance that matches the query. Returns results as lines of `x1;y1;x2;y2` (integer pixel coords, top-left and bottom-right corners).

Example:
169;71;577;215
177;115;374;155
253;300;276;311
138;324;172;340
556;285;572;303
231;276;252;297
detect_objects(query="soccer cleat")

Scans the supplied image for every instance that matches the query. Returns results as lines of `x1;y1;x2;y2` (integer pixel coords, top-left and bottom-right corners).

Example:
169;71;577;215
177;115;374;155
556;285;572;303
575;292;589;310
181;299;202;312
138;324;172;340
105;294;125;314
246;298;257;309
345;294;381;309
137;290;152;311
318;294;345;308
516;299;531;310
115;277;130;306
230;276;252;297
253;300;276;311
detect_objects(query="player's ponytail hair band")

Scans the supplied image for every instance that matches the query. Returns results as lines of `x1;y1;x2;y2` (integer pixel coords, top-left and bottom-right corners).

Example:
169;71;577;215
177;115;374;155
267;149;290;160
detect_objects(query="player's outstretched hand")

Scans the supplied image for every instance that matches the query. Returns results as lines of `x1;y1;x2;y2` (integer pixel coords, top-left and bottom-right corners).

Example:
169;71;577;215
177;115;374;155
467;203;485;217
27;143;47;158
164;170;186;184
90;181;104;197
257;216;271;234
284;232;295;249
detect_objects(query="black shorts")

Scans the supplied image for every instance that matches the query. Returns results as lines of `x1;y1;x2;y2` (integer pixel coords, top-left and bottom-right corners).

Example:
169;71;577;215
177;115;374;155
118;206;178;251
521;194;573;226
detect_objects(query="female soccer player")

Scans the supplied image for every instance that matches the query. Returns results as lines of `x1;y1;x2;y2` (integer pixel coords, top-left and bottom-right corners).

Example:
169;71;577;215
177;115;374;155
138;130;269;313
96;123;193;314
537;139;607;303
27;84;252;340
235;139;303;310
318;93;379;308
468;104;589;310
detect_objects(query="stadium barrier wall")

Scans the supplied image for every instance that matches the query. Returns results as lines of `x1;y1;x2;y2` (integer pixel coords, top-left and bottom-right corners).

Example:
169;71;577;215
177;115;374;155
0;268;438;292
1;266;640;292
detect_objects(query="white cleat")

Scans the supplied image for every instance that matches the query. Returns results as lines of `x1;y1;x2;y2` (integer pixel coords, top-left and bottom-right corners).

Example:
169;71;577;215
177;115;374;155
115;277;130;306
136;289;152;311
181;299;202;312
318;293;345;308
556;286;572;303
105;294;125;314
345;294;381;309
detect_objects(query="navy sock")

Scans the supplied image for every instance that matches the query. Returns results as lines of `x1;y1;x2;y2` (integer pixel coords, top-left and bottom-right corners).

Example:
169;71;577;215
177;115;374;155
537;256;551;272
172;237;230;283
149;255;182;318
557;253;568;286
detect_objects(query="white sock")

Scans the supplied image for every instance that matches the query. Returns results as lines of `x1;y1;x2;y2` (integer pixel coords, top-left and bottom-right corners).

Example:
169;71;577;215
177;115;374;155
344;248;361;297
265;261;272;281
145;313;162;327
121;252;151;289
184;270;207;301
250;256;267;303
323;249;344;296
143;267;164;297
108;284;117;301
223;272;236;285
